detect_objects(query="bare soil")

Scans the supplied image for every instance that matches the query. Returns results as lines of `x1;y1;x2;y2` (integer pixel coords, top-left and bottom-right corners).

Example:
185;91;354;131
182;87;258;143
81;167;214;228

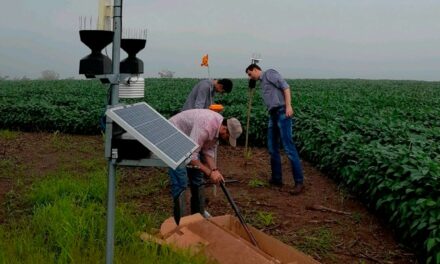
0;132;417;263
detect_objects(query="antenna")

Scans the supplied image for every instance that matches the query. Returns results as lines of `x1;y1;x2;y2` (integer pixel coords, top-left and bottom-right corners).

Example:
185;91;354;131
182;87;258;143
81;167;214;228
251;52;262;65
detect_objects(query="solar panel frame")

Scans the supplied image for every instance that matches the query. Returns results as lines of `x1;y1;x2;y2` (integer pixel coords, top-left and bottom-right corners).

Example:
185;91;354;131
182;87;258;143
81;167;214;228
106;102;199;169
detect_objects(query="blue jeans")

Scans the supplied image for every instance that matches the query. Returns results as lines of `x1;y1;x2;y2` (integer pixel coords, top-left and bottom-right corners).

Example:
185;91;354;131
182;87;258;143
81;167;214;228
168;165;204;198
267;106;304;185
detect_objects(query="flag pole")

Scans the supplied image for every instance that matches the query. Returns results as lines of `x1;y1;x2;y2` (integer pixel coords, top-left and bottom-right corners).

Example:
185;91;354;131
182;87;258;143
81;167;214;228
201;54;210;79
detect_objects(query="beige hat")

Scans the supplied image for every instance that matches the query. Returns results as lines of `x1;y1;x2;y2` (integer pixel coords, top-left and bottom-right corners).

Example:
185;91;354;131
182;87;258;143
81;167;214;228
226;118;242;147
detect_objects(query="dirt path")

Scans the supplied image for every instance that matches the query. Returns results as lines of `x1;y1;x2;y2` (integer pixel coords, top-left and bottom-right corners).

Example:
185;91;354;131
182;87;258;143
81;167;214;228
0;132;416;263
212;147;414;263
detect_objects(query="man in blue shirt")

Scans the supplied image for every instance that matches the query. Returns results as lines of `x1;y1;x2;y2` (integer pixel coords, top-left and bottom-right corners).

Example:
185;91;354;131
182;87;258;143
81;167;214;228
181;79;233;111
245;64;304;195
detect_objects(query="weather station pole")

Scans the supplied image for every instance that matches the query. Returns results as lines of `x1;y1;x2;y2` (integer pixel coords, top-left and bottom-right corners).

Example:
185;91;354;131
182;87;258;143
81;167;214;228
105;0;122;263
79;0;150;262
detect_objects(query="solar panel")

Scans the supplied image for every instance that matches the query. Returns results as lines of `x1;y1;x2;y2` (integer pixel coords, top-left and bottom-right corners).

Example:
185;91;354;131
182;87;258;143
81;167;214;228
106;102;199;169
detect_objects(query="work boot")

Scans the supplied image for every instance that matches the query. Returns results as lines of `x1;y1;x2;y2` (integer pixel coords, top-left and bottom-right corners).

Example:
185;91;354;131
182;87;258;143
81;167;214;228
173;190;186;225
268;179;283;187
289;183;304;195
190;185;205;215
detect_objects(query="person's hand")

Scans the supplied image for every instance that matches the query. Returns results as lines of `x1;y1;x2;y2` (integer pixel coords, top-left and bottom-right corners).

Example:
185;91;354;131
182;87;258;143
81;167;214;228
285;105;294;117
210;170;224;184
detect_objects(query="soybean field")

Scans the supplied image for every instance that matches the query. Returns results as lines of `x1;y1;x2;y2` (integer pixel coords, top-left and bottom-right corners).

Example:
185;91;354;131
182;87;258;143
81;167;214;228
0;78;439;263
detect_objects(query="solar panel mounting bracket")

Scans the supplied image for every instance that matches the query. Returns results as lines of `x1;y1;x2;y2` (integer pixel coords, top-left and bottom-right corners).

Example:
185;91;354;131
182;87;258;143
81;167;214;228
106;102;199;170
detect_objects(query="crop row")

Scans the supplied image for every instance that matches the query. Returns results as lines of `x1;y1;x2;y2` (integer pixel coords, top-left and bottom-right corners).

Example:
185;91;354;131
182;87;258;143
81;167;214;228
0;78;439;263
292;79;439;263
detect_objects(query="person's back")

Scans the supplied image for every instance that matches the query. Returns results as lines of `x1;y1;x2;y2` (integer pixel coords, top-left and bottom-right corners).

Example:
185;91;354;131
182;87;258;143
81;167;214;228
259;69;289;111
170;109;223;149
181;79;214;111
181;78;233;112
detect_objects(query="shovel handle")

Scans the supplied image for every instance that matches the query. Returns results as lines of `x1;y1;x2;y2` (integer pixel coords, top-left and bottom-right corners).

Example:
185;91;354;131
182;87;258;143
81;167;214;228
220;182;259;248
203;179;239;186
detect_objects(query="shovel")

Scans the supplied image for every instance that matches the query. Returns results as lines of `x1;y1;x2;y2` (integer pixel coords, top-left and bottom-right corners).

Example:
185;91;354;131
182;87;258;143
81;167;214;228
220;181;259;248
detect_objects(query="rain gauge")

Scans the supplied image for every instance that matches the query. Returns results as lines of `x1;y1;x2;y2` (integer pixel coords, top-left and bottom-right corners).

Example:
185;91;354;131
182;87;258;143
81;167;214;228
119;31;147;98
78;1;198;263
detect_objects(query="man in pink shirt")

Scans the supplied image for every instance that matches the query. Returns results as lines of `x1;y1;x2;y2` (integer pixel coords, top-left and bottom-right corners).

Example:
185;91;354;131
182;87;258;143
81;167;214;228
169;109;242;224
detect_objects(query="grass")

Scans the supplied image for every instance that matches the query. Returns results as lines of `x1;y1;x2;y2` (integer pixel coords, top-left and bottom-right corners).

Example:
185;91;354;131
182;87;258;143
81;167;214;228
0;156;28;218
295;227;335;258
0;130;19;140
245;210;276;229
0;130;25;178
351;212;362;224
337;184;353;206
248;178;268;188
256;211;275;227
49;131;72;151
0;159;17;177
0;145;209;264
244;149;253;160
119;169;169;198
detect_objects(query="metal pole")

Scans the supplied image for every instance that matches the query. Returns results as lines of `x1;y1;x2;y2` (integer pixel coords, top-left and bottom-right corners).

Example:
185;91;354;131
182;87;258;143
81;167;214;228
105;1;122;263
244;88;255;159
105;158;117;263
111;0;122;103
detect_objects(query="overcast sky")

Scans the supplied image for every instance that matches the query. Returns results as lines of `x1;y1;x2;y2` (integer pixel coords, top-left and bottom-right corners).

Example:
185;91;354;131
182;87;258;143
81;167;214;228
1;0;439;80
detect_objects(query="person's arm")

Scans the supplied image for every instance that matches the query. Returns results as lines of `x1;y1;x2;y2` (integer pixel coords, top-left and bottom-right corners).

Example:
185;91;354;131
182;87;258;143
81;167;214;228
283;88;293;117
203;154;224;183
268;70;293;117
203;154;216;170
188;127;224;183
189;157;224;183
202;146;224;183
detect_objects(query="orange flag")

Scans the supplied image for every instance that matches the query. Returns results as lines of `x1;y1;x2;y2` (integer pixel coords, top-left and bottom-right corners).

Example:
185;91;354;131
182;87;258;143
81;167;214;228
201;54;209;67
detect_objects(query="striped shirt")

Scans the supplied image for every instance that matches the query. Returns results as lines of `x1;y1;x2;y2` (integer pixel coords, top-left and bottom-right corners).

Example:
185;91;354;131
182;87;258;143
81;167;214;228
169;109;223;160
